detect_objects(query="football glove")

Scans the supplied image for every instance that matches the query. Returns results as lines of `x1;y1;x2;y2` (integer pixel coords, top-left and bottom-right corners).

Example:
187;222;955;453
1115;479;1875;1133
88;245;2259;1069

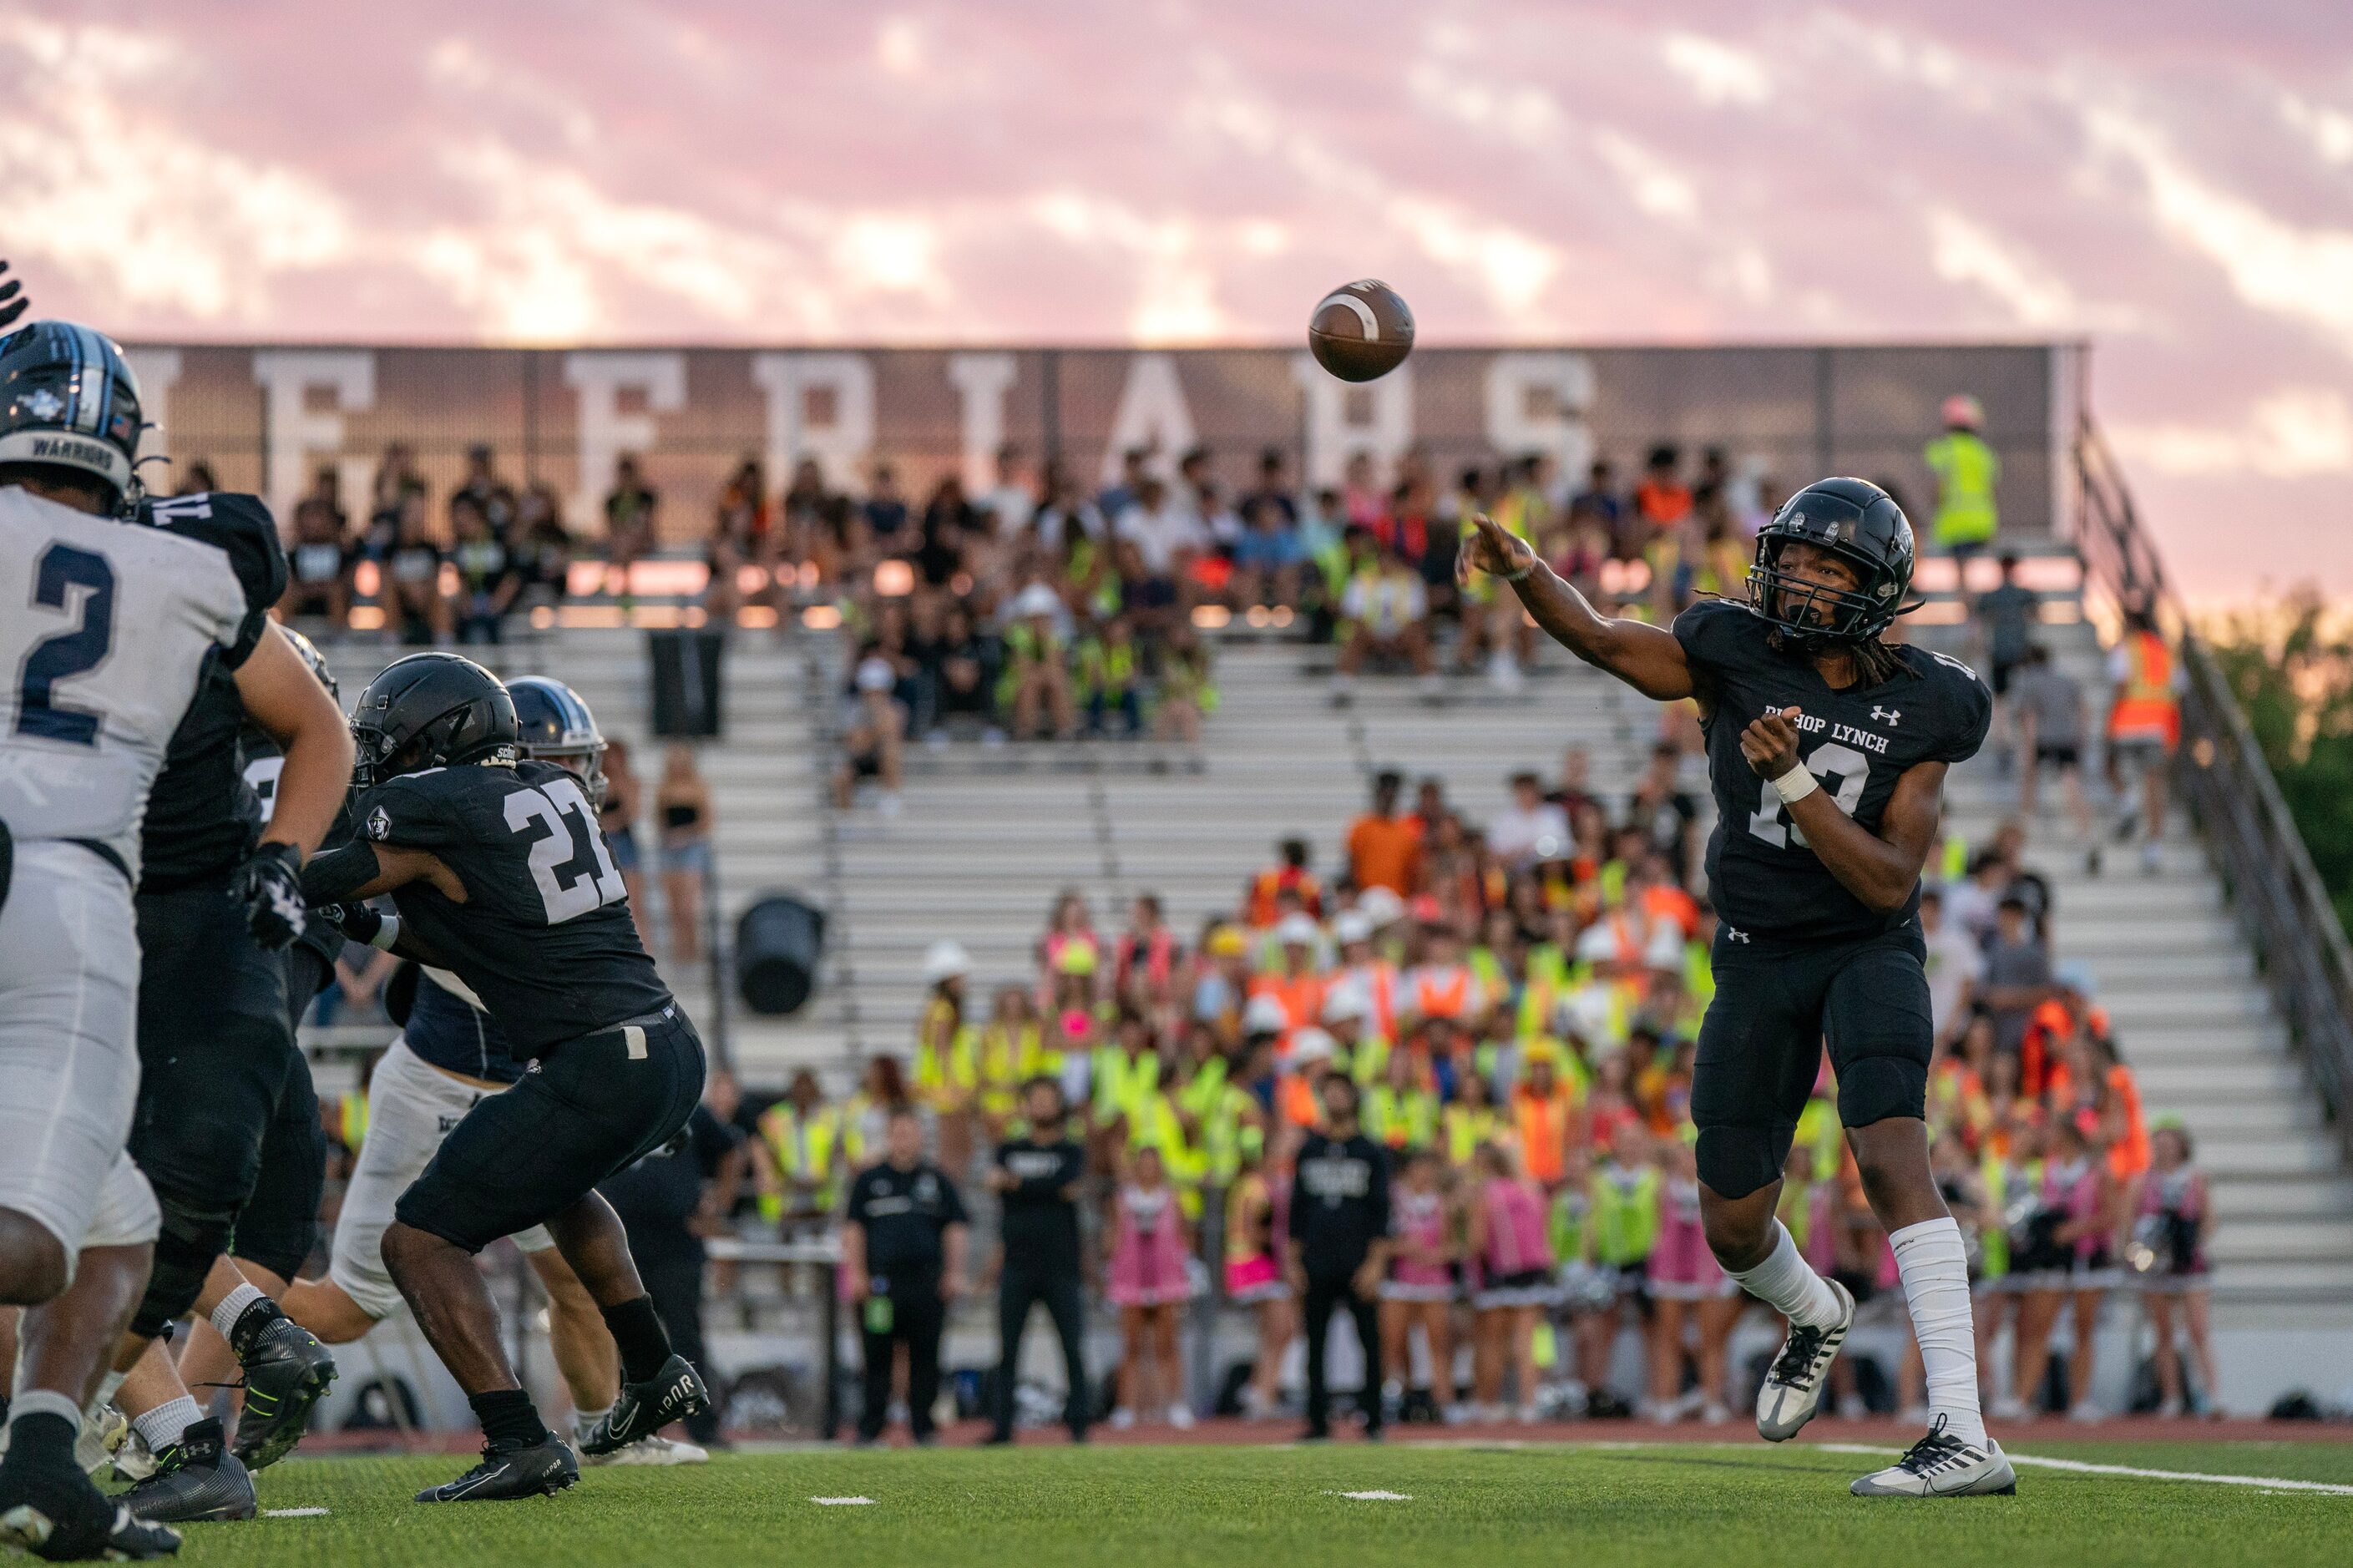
0;260;24;330
233;842;307;951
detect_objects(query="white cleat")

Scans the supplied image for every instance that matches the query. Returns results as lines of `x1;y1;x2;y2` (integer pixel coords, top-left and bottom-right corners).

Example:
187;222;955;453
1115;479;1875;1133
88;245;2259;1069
1754;1277;1855;1442
1850;1418;2018;1497
579;1430;710;1467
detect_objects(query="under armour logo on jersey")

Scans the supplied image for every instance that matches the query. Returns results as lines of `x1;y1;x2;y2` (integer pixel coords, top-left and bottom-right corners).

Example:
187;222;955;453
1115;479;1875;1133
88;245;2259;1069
366;805;391;841
1872;706;1901;726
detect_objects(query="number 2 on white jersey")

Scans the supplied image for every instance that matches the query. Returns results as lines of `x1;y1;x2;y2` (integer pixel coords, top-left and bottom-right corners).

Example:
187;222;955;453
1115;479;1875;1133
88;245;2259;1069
503;775;625;923
1747;741;1870;849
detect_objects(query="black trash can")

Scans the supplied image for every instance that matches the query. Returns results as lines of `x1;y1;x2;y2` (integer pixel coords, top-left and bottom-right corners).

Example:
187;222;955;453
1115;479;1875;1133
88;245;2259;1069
650;627;726;738
736;893;827;1015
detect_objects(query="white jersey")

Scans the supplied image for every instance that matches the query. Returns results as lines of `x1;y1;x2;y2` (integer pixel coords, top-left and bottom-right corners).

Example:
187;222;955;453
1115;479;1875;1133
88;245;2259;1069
0;483;246;877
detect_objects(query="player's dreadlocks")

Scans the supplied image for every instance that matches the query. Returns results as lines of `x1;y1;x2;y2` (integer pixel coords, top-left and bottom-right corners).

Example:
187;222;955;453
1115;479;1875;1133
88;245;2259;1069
1761;621;1910;688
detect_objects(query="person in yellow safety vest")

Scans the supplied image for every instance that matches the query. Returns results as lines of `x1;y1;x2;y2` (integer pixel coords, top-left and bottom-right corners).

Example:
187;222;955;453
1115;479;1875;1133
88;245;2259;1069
2106;606;2183;875
916;939;981;1176
1364;1039;1440;1151
1517;930;1572;1042
1277;1027;1339;1131
1321;979;1388;1087
1511;1042;1579;1188
1467;909;1520;1028
977;984;1055;1142
1090;1008;1164;1136
1925;392;2001;564
758;1070;853;1225
1075;613;1144;738
1173;1028;1260;1190
1442;1067;1507;1170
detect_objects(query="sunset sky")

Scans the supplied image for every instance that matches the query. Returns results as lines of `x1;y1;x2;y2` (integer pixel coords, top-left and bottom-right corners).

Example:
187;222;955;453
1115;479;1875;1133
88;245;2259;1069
7;2;2352;594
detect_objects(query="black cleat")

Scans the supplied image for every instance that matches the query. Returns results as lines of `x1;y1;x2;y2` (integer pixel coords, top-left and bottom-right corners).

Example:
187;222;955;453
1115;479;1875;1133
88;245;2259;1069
414;1434;578;1504
230;1317;337;1471
577;1357;709;1457
0;1432;184;1560
119;1420;255;1525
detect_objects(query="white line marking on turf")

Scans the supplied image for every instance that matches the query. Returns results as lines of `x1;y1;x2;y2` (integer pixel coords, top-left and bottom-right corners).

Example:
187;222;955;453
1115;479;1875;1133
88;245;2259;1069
1814;1445;2353;1496
1328;1490;1412;1500
811;1496;876;1505
263;1508;330;1518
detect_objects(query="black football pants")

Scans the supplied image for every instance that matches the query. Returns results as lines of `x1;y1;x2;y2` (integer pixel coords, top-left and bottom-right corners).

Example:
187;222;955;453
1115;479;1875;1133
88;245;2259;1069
1302;1272;1383;1435
858;1275;945;1441
991;1257;1088;1439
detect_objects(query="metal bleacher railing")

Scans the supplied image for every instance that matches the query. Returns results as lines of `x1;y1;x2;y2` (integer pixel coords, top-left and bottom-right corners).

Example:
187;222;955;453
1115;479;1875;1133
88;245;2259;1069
2075;420;2353;1159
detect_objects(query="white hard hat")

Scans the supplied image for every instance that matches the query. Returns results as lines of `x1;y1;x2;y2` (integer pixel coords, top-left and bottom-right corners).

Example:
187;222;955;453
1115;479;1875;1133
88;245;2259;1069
1290;1027;1337;1065
922;939;973;984
1322;980;1371;1024
1356;886;1406;928
1333;910;1374;945
1242;994;1291;1037
1014;581;1061;619
1275;912;1320;948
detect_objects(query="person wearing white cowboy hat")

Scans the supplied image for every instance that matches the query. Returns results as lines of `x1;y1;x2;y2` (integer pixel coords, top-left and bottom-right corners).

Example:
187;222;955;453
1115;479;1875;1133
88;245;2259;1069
922;939;974;985
1004;580;1075;741
1320;978;1384;1085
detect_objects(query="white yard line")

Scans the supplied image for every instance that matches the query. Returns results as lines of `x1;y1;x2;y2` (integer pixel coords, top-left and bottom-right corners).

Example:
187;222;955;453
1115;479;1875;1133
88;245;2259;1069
810;1496;877;1505
1813;1444;2353;1496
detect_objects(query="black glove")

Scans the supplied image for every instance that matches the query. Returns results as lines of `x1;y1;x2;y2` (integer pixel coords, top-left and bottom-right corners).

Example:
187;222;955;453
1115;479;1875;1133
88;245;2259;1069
312;900;385;947
233;842;307;951
0;260;26;331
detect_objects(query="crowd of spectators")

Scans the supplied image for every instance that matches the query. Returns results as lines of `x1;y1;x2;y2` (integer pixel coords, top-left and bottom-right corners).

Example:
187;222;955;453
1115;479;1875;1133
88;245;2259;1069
745;733;2219;1435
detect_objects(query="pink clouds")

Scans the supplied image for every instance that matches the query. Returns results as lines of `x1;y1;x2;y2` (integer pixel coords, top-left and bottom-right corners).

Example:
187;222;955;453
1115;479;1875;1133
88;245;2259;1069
5;2;2353;592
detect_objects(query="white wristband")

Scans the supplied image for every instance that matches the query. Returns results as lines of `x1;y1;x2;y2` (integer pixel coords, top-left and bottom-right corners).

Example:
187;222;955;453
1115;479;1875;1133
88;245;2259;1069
1500;555;1536;583
1770;763;1819;805
369;913;402;952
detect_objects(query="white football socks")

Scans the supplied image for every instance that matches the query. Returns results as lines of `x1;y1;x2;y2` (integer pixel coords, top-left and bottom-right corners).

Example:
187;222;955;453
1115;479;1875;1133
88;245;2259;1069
133;1394;202;1454
210;1282;267;1342
1727;1219;1844;1330
1890;1216;1987;1447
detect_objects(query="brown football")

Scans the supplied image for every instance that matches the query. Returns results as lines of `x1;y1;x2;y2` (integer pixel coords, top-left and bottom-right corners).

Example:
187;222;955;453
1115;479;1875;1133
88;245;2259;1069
1308;279;1414;382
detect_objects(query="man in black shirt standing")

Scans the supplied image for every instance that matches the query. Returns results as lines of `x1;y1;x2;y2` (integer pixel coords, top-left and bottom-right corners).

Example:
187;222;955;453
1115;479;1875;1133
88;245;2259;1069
984;1079;1090;1444
844;1110;969;1445
1286;1076;1391;1441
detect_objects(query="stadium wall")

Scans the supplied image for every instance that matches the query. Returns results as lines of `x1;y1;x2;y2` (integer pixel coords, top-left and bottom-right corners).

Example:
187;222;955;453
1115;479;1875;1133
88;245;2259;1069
118;341;2074;542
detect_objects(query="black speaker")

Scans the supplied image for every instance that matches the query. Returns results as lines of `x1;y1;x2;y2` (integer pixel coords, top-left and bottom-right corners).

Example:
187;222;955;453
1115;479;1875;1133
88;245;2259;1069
649;628;726;738
736;893;826;1015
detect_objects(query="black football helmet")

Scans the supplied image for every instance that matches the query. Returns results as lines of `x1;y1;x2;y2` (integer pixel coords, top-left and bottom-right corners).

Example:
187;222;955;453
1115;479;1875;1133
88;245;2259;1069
349;653;517;788
1745;477;1916;645
240;625;342;752
0;319;147;510
507;675;607;807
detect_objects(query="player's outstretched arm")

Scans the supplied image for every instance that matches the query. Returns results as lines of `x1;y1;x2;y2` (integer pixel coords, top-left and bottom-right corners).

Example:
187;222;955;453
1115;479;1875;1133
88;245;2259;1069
1457;513;1693;701
238;622;357;860
1743;707;1945;915
300;840;465;906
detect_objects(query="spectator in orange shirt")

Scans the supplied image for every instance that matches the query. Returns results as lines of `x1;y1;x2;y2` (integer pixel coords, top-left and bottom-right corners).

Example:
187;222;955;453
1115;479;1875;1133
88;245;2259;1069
1245;838;1323;928
1249;913;1329;1050
1346;771;1424;896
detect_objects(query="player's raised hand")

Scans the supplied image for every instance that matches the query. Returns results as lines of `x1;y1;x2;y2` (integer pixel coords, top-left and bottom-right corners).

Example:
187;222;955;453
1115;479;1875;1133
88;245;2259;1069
1740;706;1804;778
1457;510;1535;588
0;259;28;330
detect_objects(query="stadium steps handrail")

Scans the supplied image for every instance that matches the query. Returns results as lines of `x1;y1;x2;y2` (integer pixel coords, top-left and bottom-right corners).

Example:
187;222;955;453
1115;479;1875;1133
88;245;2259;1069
2076;417;2353;1161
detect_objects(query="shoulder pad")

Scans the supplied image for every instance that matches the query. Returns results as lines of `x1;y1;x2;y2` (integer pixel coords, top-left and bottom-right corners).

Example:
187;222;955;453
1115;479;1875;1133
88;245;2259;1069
1671;595;1765;672
1904;645;1994;764
140;493;288;664
356;769;473;851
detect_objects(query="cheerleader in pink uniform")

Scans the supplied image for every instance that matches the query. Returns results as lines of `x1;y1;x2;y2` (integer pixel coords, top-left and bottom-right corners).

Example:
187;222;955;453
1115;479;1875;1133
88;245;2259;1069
1106;1146;1195;1429
1646;1136;1741;1424
1468;1142;1555;1422
1379;1149;1458;1418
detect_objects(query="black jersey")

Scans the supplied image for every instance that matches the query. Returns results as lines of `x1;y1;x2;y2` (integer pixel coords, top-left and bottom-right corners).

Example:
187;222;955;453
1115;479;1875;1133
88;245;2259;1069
136;493;288;892
1674;598;1991;943
357;756;670;1055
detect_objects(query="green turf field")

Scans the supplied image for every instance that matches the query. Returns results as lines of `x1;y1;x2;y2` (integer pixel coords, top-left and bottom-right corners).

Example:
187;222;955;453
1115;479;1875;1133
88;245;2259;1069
163;1440;2353;1568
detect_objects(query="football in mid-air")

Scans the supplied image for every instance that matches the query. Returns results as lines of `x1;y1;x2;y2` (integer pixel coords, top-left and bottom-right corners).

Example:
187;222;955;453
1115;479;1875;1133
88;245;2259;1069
1308;279;1414;382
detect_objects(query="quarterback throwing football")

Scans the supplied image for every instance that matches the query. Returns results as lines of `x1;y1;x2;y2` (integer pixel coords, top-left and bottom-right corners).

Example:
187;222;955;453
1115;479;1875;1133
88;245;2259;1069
1460;478;2014;1497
